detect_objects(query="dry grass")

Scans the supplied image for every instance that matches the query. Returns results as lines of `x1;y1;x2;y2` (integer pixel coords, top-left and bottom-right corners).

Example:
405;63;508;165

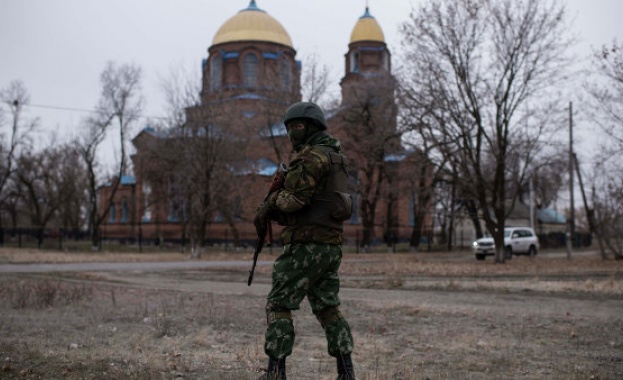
1;248;622;379
0;247;250;264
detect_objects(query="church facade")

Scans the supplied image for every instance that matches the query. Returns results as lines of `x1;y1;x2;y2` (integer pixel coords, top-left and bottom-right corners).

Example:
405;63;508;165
99;1;432;248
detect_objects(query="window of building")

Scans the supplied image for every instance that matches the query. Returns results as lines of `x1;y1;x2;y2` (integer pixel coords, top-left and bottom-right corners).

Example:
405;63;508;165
383;51;389;71
243;53;259;88
142;182;151;222
168;179;181;222
109;203;116;223
280;59;291;90
214;212;224;222
210;55;222;91
350;51;359;72
121;198;129;223
168;203;180;222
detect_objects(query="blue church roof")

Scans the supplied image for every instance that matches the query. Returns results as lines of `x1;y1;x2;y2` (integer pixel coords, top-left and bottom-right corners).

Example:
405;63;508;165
229;157;278;177
385;153;407;162
258;122;287;138
257;157;279;176
120;175;136;185
537;208;567;224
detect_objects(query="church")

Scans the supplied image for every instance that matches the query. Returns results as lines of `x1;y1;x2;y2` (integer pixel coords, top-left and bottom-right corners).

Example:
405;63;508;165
99;0;431;249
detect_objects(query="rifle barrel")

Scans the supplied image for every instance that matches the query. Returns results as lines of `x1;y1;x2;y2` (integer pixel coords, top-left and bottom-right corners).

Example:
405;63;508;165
248;237;263;286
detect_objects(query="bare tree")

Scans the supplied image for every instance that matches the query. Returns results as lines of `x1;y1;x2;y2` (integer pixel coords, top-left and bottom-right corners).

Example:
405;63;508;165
591;163;623;260
55;144;88;238
78;114;110;249
301;52;335;107
143;117;241;258
398;140;444;250
525;153;567;209
78;62;142;249
398;0;573;262
150;69;247;257
255;97;291;165
14;143;82;248
585;42;623;149
98;61;143;175
338;76;400;248
0;81;38;245
159;66;200;131
584;41;623;259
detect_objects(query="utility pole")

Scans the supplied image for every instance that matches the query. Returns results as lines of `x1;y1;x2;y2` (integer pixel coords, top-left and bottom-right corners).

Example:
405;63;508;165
529;176;534;230
573;153;605;258
566;102;574;260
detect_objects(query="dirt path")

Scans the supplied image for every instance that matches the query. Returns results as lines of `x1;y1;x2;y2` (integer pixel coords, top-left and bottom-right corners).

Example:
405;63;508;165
3;258;621;321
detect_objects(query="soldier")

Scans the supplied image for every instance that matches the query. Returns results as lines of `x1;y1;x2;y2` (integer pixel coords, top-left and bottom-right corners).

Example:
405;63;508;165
254;102;356;380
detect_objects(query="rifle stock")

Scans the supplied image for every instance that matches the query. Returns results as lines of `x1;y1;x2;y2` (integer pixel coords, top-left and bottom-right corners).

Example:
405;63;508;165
248;163;287;286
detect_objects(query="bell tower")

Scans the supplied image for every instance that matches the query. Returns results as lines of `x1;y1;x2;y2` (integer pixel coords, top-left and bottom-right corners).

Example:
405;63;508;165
340;5;392;103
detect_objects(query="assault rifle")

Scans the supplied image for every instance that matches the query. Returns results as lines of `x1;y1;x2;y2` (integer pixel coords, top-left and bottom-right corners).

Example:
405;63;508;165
248;162;287;286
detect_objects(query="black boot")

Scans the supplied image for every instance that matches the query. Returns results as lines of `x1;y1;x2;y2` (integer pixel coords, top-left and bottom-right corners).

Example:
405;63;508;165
259;357;286;380
336;353;355;380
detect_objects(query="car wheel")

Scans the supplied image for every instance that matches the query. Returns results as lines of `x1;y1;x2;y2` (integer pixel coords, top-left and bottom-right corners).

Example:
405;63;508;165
475;254;486;261
528;245;537;257
504;246;513;259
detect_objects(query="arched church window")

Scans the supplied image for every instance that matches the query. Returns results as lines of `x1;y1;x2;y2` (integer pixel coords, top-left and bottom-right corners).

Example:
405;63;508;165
243;53;259;88
142;182;152;222
351;51;359;73
210;55;222;92
109;203;116;223
121;198;129;223
280;59;291;90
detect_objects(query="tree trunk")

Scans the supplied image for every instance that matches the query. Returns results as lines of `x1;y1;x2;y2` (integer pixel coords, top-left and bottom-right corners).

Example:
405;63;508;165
91;226;100;251
466;200;483;239
36;226;44;249
410;228;422;250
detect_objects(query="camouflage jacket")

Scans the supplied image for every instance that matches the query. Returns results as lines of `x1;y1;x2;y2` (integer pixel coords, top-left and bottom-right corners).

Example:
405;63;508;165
271;131;345;245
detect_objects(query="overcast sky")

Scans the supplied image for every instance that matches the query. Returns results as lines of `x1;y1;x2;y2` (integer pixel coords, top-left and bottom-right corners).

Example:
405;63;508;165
1;0;622;165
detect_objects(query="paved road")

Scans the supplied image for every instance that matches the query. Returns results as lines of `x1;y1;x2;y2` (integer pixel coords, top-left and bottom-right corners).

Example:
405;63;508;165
0;249;598;274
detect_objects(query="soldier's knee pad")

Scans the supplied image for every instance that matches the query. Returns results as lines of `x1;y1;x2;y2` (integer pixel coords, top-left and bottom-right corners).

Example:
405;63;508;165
314;306;343;329
265;301;292;325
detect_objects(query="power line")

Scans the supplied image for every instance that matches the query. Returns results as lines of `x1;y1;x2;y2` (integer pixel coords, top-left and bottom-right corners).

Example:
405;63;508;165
26;103;167;120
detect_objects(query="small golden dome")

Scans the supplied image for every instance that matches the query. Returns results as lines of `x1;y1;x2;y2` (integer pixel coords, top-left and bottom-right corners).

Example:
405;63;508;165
212;1;293;48
350;7;385;43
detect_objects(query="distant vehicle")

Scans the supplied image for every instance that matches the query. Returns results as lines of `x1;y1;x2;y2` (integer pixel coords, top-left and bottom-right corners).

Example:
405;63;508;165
472;227;539;261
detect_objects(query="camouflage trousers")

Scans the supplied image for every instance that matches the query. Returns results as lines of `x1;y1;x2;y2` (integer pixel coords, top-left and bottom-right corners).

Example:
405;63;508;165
264;243;354;359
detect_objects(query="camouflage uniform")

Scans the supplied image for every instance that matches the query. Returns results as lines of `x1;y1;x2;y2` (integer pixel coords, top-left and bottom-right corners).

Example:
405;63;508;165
255;102;356;379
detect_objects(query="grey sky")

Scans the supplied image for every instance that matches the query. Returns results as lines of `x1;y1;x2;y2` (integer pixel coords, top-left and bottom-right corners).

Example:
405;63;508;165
1;0;621;167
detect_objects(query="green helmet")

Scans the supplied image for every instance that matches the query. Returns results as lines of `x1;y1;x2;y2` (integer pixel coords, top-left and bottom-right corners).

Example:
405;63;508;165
283;102;327;130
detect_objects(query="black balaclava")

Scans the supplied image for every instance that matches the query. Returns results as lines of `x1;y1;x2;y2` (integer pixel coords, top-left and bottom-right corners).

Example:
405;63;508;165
289;121;322;152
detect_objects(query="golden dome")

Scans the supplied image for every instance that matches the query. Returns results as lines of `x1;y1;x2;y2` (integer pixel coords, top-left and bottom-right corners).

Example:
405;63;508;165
212;1;293;48
350;7;385;43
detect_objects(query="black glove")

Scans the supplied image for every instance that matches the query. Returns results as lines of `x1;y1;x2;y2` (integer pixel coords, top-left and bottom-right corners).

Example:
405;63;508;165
253;192;279;238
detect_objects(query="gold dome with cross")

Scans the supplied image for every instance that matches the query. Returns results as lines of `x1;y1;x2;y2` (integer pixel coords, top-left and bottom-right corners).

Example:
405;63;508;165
212;0;293;48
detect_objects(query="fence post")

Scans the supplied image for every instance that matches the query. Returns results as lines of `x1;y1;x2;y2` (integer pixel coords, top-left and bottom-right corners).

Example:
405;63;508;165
138;223;143;253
